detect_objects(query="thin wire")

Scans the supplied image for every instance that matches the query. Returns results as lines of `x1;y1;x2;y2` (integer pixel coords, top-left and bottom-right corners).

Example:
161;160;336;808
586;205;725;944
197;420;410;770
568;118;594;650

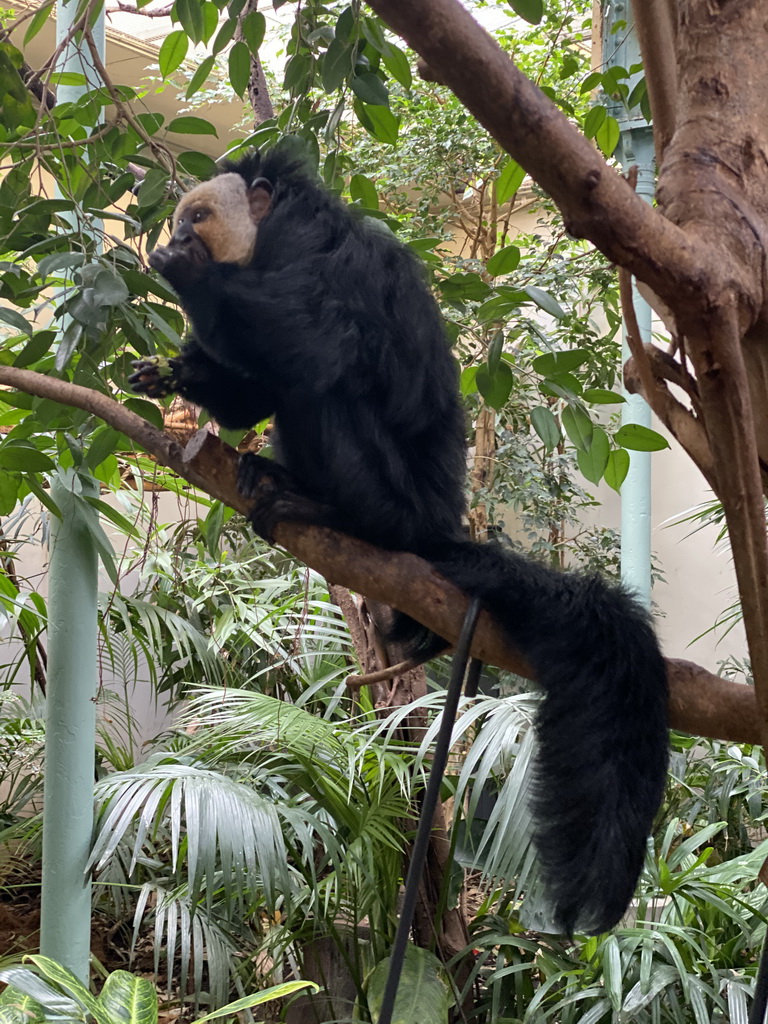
377;598;482;1024
750;928;768;1024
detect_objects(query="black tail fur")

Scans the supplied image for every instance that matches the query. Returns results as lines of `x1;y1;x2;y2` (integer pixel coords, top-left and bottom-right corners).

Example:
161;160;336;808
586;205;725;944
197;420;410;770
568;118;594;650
424;540;668;935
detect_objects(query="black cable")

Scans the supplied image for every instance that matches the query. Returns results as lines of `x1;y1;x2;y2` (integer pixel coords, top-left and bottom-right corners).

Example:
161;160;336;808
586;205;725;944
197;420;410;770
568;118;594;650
377;598;483;1024
750;928;768;1024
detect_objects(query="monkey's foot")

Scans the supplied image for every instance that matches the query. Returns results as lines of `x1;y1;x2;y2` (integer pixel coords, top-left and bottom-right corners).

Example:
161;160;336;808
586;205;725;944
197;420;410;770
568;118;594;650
237;452;332;543
129;356;179;399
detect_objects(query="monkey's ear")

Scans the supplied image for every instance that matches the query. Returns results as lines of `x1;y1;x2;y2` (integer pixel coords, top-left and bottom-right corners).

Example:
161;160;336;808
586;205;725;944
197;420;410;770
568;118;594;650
248;177;273;224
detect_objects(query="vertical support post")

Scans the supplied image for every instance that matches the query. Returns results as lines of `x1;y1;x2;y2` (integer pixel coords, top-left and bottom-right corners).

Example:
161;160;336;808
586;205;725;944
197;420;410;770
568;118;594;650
40;475;99;980
41;0;106;979
602;0;656;607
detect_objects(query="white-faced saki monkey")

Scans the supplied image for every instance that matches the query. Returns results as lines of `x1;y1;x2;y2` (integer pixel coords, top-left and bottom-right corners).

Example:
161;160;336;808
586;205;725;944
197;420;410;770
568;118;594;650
130;146;669;936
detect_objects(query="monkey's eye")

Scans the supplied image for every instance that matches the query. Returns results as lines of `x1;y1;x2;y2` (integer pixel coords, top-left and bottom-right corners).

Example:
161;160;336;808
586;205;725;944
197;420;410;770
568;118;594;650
192;208;209;224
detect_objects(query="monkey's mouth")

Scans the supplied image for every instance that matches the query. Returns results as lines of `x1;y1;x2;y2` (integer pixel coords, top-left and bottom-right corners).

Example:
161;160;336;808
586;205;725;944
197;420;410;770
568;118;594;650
148;236;211;274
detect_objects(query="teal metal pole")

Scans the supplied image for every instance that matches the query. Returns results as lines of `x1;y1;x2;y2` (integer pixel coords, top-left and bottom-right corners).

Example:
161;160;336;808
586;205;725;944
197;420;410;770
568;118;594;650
602;1;656;607
40;0;106;980
40;474;99;980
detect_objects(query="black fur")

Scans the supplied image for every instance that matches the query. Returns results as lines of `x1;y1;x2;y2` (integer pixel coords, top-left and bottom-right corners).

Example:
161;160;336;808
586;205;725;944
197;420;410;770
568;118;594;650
132;147;669;935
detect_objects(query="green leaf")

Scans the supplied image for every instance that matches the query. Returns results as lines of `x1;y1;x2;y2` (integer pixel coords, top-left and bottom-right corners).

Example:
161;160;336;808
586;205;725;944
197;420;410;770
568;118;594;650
583;104;607;139
322;36;354;93
530;405;561;453
0;308;32;337
124;398;164;430
538;371;583;399
382;44;412;89
561;403;594;452
0;443;55;473
460;364;478;396
84;426;122;470
185;54;215;98
97;971;157;1024
228;40;251;97
368;946;452;1024
196;981;318;1022
583;387;625;405
577;425;610;484
361;104;400;145
615;423;670;452
351;72;389;106
487;329;504;374
532;349;589;376
476;361;513;411
349;174;379;210
496;158;525;204
523;285;566;319
0;471;19;516
174;0;204;43
508;0;543;24
595;113;621;157
176;150;218;179
167;115;217;136
486;244;521;277
158;29;188;77
24;2;54;44
439;273;491;302
240;9;266;55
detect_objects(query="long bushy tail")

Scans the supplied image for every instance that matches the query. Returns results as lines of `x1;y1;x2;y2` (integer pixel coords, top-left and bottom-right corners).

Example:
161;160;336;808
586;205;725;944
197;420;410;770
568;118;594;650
427;539;668;935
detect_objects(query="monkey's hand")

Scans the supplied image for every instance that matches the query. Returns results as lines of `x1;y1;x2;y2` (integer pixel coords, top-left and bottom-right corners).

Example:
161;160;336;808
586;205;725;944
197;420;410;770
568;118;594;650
128;356;180;399
238;452;335;543
149;239;209;291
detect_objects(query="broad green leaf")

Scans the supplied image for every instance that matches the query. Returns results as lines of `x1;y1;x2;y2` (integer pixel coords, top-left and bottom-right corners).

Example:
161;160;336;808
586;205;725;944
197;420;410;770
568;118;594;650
173;0;203;42
508;0;543;24
368;945;452;1024
595;113;621;157
185;54;215;98
496;158;525;204
0;444;55;473
615;423;670;452
460;364;478;396
0;308;32;337
167;115;217;136
577;425;610;484
0;471;19;516
362;104;400;145
538;371;582;400
200;0;218;44
229;40;251;98
486;244;521;277
583;104;607;139
211;15;236;54
351;72;389;106
137;168;169;209
476;361;513;411
532;349;589;376
382;44;412;89
124;398;164;430
349;174;379;210
97;971;157;1024
583;387;625;405
158;29;188;77
84;426;122;471
523;285;566;319
23;2;54;44
284;52;311;94
440;273;491;302
530;405;561;452
37;252;85;278
322;36;353;93
240;9;266;55
561;403;593;452
177;150;217;179
604;448;630;493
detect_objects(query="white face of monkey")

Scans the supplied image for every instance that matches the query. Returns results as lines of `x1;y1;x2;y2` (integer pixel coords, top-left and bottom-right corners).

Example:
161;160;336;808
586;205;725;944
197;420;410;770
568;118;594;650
170;172;273;265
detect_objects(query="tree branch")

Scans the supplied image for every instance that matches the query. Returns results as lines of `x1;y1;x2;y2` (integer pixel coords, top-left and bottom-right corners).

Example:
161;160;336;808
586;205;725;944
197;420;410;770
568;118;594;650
364;0;723;316
0;366;758;744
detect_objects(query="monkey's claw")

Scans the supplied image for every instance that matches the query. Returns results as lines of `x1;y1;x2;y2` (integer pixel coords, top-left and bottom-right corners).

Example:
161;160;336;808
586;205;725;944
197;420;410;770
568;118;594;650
129;356;179;399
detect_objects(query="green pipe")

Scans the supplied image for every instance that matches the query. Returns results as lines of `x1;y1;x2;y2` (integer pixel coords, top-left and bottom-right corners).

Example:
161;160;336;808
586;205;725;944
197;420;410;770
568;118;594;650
602;1;656;607
40;0;105;979
40;474;99;980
